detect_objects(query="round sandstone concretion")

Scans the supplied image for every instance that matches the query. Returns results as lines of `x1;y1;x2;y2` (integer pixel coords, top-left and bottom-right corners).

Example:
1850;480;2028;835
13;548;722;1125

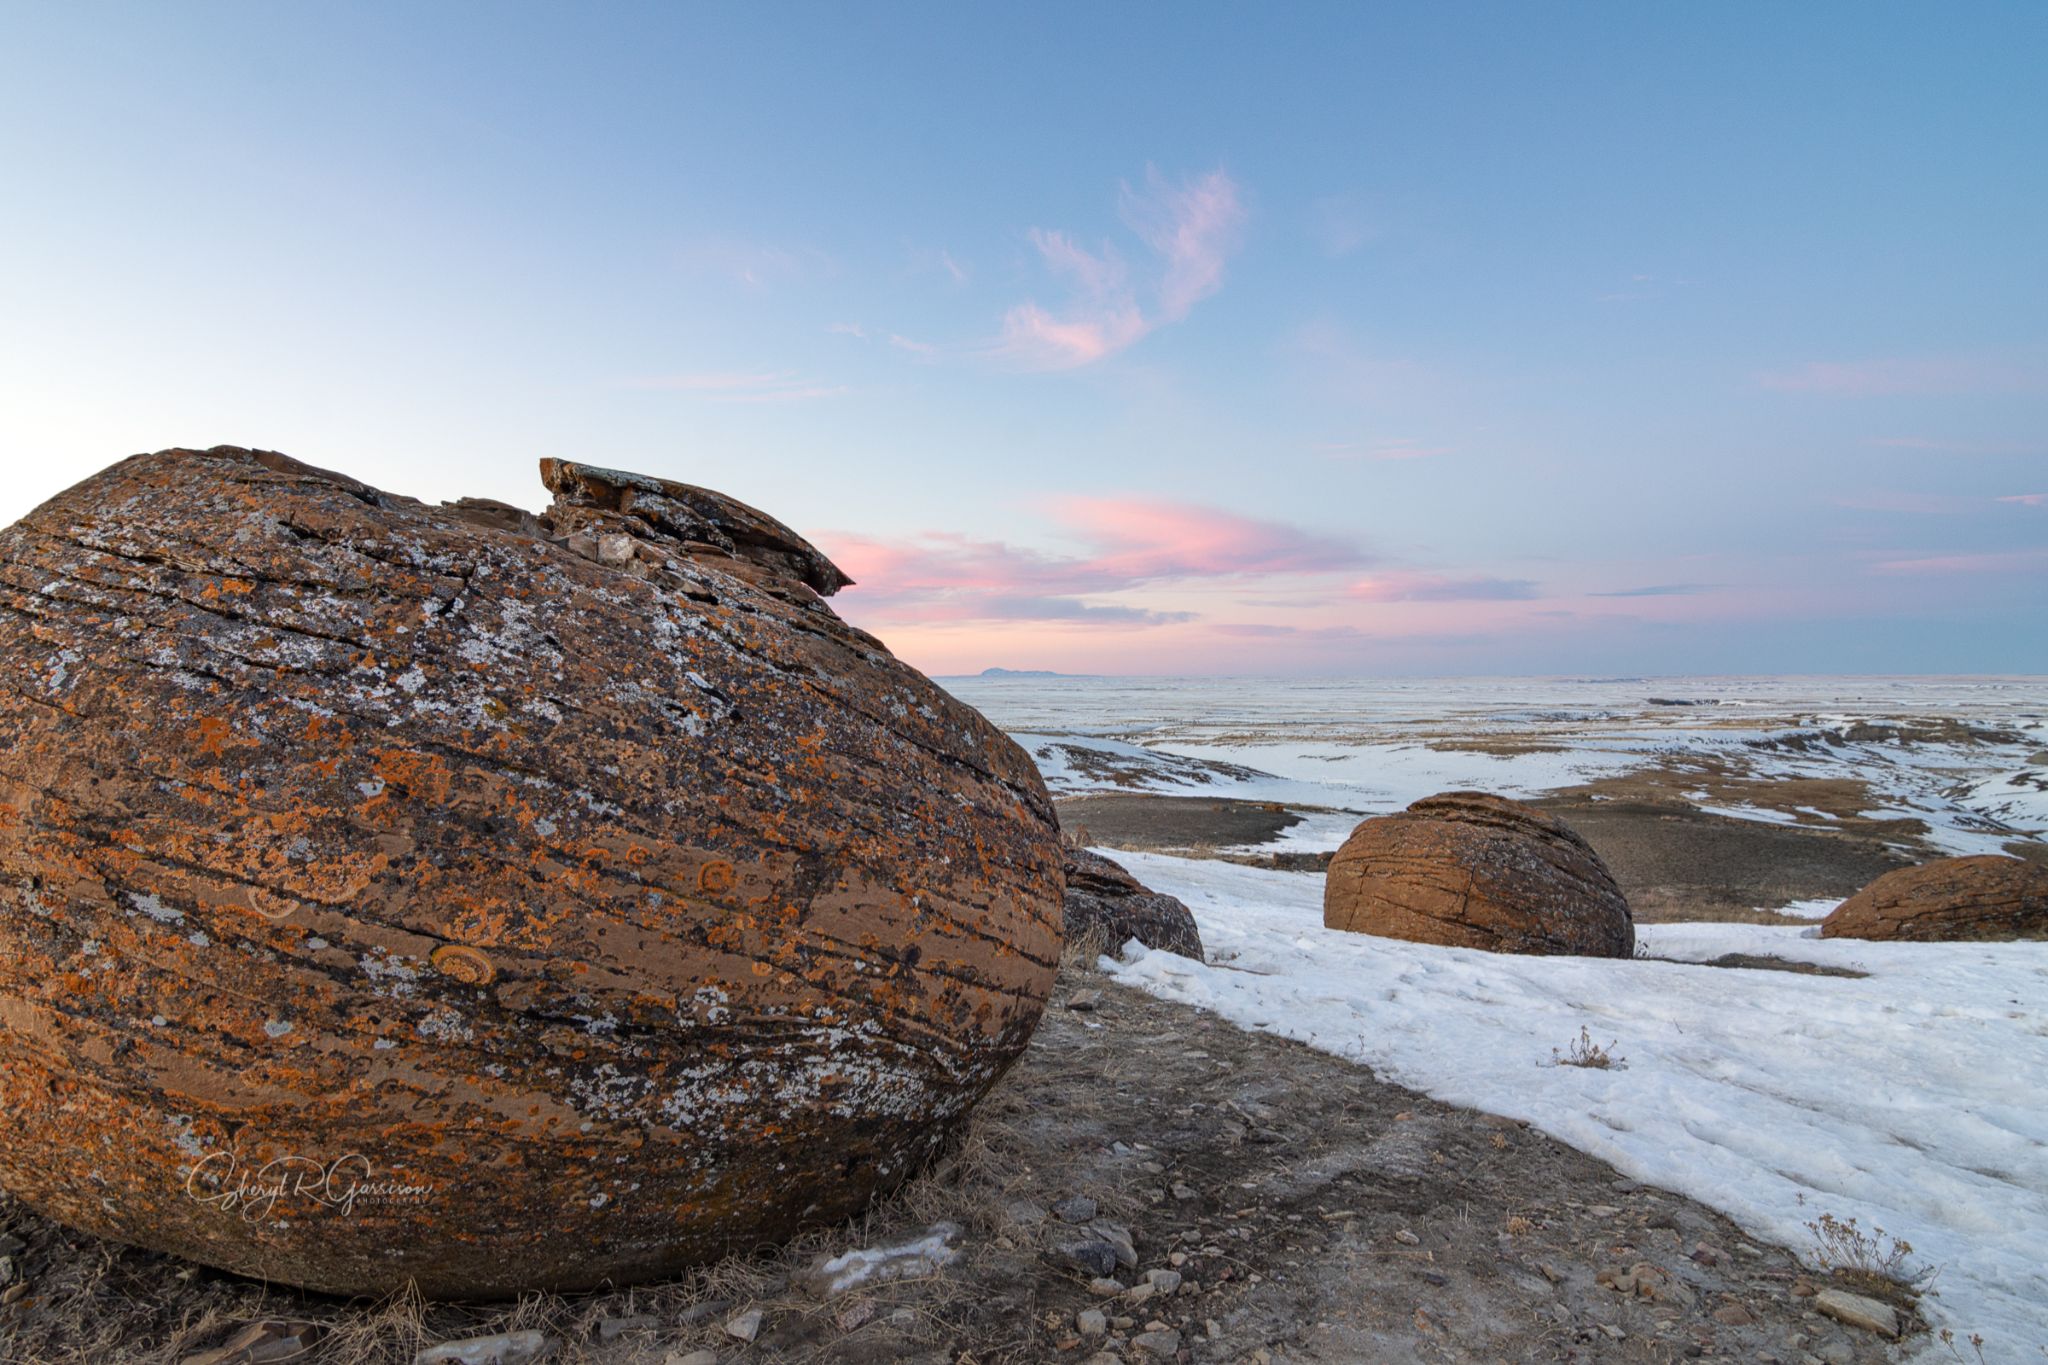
1323;792;1634;957
1820;854;2048;941
0;448;1063;1297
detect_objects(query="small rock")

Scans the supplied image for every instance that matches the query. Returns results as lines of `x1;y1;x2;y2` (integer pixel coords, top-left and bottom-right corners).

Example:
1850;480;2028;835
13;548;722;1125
1712;1303;1755;1326
1611;1179;1641;1193
181;1320;328;1365
1538;1261;1564;1284
1052;1240;1121;1279
1586;1204;1622;1218
724;1309;764;1342
1066;990;1103;1011
665;1353;720;1365
0;1283;24;1306
1132;1329;1181;1356
1171;1182;1199;1201
1790;1276;1819;1297
1813;1288;1899;1338
1052;1195;1099;1223
1123;1281;1156;1304
833;1300;874;1331
1088;1277;1126;1296
1734;1242;1762;1257
1393;1229;1421;1246
1089;1220;1137;1270
598;1314;660;1342
1076;1308;1107;1336
1815;1339;1855;1365
413;1332;551;1365
676;1299;732;1326
1142;1268;1182;1295
1006;1199;1047;1225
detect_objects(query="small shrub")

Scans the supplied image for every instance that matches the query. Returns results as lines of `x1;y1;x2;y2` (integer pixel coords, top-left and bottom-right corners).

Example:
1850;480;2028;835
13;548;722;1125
1550;1026;1624;1070
1806;1211;1928;1298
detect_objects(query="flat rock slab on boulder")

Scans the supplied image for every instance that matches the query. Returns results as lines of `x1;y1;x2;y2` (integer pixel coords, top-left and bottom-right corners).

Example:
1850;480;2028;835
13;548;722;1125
1323;792;1634;957
1820;854;2048;941
0;447;1063;1297
1062;847;1204;961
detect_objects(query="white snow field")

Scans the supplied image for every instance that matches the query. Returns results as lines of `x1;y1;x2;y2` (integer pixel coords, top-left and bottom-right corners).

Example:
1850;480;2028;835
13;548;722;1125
1101;850;2048;1362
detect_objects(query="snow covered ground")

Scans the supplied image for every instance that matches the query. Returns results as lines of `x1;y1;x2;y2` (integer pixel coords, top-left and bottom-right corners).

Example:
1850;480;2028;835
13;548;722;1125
951;675;2048;855
1100;851;2048;1361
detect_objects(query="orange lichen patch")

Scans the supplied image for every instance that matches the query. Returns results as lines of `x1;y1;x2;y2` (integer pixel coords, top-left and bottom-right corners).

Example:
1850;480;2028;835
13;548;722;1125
0;447;1060;1299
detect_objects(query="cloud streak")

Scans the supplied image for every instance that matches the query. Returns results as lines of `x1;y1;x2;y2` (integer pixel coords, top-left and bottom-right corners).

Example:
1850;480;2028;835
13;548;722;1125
1348;573;1540;603
1759;356;2046;397
996;167;1245;370
824;497;1367;627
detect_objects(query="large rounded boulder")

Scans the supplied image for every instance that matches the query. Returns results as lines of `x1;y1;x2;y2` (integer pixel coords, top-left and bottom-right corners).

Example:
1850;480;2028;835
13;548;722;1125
1820;854;2048;941
1323;792;1633;956
0;448;1063;1297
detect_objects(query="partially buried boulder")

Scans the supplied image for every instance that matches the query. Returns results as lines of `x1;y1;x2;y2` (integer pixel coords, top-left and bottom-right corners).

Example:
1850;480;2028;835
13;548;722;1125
0;448;1063;1297
1323;792;1634;957
1819;854;2048;941
1062;847;1204;961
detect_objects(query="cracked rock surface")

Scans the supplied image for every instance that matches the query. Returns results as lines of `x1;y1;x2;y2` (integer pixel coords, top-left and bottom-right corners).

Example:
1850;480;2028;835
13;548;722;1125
1322;792;1635;957
1820;853;2048;941
0;447;1062;1298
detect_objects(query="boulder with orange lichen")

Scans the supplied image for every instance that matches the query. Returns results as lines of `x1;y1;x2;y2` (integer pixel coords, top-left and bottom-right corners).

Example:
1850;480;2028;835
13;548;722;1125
0;447;1062;1298
1322;792;1634;957
1820;854;2048;941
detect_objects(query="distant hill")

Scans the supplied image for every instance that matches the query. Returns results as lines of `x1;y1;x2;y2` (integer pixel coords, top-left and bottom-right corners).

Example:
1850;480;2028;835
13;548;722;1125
976;667;1066;678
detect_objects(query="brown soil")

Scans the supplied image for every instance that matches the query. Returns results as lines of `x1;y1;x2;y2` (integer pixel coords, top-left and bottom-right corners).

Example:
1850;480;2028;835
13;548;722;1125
1531;796;1914;923
1;974;1907;1364
1056;794;1312;852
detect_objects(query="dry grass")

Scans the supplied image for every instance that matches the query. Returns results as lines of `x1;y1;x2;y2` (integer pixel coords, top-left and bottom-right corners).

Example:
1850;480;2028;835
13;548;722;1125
1804;1211;1929;1303
1549;1026;1624;1071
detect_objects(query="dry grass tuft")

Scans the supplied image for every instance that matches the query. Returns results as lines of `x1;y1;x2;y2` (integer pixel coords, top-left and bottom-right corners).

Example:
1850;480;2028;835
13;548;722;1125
1549;1026;1624;1070
1805;1211;1930;1302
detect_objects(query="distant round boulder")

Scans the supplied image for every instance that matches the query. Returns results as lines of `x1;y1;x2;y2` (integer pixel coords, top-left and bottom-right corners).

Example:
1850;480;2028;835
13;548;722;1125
0;447;1063;1298
1322;792;1634;957
1062;846;1204;961
1819;854;2048;942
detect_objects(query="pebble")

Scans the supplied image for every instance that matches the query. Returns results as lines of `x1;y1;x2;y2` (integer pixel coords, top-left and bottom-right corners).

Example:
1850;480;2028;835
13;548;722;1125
1065;990;1102;1012
597;1314;659;1342
1052;1195;1099;1223
1123;1282;1155;1304
0;1284;24;1306
1142;1268;1182;1295
1171;1182;1199;1200
664;1353;719;1365
1813;1288;1899;1338
1712;1303;1755;1326
724;1309;763;1342
1393;1229;1421;1245
1088;1277;1126;1296
1132;1329;1181;1356
1054;1240;1121;1279
1586;1204;1621;1218
1076;1308;1107;1336
413;1331;551;1365
1089;1220;1138;1269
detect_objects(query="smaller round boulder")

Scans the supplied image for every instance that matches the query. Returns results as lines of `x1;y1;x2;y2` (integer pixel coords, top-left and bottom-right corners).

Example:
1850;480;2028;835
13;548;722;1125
1062;847;1205;961
1323;792;1633;957
1819;855;2048;942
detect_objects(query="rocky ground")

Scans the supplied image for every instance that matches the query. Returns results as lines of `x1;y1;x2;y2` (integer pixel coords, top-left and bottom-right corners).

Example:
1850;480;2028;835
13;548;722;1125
1;968;1917;1364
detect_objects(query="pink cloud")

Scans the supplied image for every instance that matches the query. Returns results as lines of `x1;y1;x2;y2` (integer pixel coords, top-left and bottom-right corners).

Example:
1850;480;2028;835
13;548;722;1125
1759;357;2046;396
1998;493;2046;507
995;167;1245;370
822;497;1368;628
1348;573;1540;603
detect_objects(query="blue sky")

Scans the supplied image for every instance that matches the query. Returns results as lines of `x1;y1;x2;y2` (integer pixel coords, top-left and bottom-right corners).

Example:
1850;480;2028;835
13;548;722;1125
3;3;2043;675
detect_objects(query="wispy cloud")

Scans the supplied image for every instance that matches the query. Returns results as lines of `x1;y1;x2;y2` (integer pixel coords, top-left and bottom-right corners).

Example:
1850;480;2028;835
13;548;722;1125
1759;356;2046;397
1314;437;1453;462
1586;583;1716;597
630;371;847;402
1870;548;2048;575
995;167;1245;370
1999;492;2047;507
823;496;1366;627
1348;573;1539;603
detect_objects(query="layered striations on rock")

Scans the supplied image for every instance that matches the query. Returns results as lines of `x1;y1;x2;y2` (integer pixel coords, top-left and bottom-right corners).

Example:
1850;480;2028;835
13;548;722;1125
1322;792;1634;957
1061;847;1204;962
0;447;1063;1297
1819;854;2048;941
